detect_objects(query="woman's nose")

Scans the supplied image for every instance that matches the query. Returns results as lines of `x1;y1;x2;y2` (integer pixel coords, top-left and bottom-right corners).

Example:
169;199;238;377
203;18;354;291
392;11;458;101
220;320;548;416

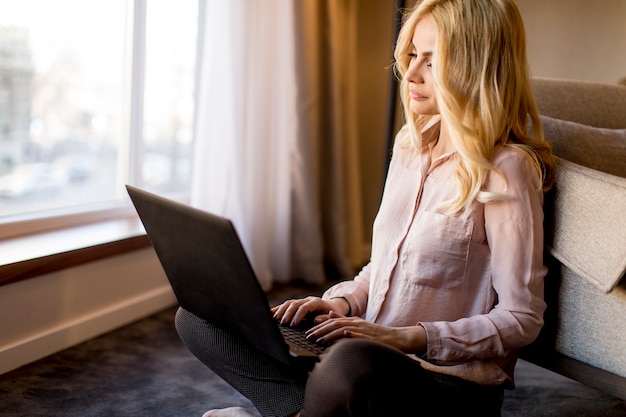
406;61;422;84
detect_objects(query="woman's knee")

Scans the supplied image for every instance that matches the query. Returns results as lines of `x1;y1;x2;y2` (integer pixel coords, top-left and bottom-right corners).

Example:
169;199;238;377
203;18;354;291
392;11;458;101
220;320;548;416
303;339;418;416
317;338;411;373
308;339;379;382
175;307;219;363
175;307;306;417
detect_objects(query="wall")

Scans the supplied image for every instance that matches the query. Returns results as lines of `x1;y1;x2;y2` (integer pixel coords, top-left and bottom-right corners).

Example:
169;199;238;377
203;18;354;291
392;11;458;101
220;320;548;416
0;248;175;374
517;0;626;84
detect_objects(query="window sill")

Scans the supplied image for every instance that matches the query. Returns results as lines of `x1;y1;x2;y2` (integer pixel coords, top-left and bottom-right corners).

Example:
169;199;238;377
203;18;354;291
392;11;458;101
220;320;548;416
0;217;151;287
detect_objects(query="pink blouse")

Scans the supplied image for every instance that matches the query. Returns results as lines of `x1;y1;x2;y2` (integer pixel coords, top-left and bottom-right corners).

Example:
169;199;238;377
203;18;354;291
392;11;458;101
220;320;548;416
323;125;547;386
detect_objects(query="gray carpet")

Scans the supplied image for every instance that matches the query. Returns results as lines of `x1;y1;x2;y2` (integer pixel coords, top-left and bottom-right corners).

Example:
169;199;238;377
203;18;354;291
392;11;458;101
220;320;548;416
1;283;625;417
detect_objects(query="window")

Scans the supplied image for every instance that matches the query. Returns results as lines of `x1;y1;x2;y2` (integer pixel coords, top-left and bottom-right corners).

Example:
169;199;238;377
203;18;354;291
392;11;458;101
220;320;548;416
0;0;199;235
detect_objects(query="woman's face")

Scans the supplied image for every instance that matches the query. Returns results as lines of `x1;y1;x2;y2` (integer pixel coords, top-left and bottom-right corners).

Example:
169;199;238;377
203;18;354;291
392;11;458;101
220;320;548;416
405;15;438;116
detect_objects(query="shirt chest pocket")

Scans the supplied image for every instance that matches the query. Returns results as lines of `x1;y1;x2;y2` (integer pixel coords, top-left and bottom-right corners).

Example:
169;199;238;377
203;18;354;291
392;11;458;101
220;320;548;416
400;210;474;289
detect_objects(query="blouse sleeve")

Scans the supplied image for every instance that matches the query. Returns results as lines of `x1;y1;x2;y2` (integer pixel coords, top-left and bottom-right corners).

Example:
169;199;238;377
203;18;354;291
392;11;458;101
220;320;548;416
421;151;547;362
483;153;547;350
321;262;372;317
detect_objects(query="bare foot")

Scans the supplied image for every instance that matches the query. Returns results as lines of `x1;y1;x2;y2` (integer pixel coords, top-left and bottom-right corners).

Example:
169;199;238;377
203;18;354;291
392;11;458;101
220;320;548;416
202;406;258;417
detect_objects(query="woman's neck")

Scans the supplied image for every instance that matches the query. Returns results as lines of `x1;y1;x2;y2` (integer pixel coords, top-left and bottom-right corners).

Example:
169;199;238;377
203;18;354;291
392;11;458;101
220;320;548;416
430;120;455;160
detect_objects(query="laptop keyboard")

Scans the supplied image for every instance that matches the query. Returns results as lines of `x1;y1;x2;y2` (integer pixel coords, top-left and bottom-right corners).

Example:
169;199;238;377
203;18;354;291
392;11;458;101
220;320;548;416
279;325;327;355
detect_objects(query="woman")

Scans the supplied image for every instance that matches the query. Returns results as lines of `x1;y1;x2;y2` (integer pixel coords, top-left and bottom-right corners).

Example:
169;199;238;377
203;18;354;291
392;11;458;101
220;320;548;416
180;0;554;416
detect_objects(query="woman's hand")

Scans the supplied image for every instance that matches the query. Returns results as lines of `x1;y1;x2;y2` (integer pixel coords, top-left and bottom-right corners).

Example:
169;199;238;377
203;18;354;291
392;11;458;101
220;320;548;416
306;311;427;354
271;296;350;327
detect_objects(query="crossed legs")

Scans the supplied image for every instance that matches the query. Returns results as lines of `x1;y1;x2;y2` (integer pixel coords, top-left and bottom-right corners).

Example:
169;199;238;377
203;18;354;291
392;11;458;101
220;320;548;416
175;308;503;417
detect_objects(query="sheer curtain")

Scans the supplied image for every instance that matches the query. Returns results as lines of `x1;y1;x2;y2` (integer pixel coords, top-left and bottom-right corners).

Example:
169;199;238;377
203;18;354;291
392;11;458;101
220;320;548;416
191;0;364;291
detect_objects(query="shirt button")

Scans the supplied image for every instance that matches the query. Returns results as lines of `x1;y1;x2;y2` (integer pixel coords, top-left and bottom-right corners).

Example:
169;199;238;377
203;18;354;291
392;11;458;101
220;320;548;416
430;349;438;356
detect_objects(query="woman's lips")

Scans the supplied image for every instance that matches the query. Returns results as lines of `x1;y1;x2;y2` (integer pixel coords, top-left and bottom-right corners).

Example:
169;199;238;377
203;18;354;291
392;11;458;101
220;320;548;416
409;89;426;100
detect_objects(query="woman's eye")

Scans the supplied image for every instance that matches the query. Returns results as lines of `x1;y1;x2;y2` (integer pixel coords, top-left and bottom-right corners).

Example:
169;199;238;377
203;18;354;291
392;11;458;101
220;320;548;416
408;52;417;59
426;62;432;68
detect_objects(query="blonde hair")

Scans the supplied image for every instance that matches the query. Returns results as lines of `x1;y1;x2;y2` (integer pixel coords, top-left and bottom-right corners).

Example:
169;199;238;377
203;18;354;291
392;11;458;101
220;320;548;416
394;0;554;214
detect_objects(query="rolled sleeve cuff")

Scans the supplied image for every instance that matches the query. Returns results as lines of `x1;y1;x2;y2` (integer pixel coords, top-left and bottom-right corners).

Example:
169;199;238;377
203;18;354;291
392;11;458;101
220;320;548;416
419;322;443;360
323;287;367;318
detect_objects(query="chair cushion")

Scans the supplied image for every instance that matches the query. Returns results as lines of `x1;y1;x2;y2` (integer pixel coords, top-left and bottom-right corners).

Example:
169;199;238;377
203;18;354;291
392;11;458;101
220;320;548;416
545;158;626;293
541;115;626;179
533;77;626;129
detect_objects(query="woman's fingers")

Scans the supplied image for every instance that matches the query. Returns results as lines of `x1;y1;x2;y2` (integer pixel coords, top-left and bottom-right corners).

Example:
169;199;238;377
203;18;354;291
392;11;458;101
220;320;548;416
271;298;304;324
305;314;358;343
271;296;326;327
305;315;392;346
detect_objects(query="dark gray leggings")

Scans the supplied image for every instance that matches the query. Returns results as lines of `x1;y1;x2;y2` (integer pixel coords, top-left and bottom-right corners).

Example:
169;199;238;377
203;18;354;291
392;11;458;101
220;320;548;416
301;338;504;417
175;307;308;417
175;307;503;417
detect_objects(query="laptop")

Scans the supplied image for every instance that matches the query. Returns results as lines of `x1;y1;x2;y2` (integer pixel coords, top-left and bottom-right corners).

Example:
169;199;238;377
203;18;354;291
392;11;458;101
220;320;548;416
126;185;326;365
